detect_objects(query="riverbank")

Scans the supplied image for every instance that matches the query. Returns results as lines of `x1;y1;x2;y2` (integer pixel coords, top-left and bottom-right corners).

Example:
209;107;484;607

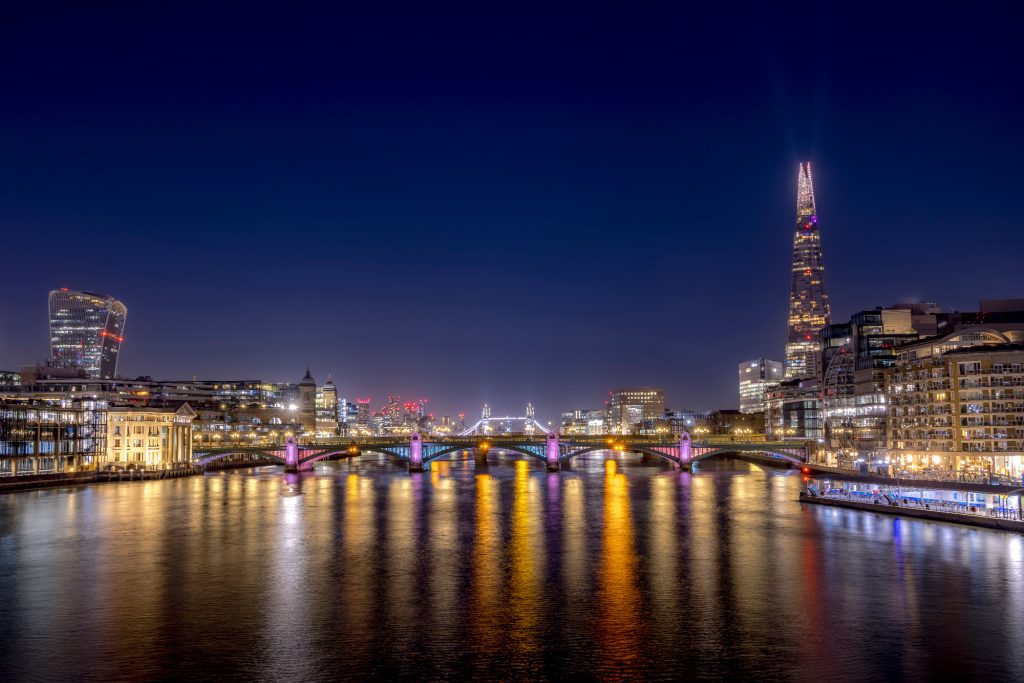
805;463;1022;495
0;470;100;493
0;456;362;493
0;467;205;493
800;491;1024;533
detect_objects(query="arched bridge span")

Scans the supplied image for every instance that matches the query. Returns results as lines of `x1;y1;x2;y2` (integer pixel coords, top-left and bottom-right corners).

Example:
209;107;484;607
193;433;810;473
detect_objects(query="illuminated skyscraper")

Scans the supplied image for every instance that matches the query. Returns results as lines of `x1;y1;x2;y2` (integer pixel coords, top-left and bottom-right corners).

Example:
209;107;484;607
48;289;128;379
785;163;831;379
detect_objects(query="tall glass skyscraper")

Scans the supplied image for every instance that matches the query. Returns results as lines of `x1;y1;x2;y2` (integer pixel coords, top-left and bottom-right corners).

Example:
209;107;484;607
48;289;128;379
785;163;830;379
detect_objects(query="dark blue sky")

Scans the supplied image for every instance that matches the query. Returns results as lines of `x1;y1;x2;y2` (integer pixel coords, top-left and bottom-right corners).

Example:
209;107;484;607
1;2;1022;421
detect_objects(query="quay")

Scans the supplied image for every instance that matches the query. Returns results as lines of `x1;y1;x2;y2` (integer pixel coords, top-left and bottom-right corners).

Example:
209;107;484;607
0;466;205;493
805;463;1023;496
800;488;1024;533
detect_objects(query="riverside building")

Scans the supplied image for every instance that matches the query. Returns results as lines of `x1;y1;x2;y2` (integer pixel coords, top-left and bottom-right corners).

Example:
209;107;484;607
887;325;1024;481
104;404;195;470
820;308;920;467
0;398;108;476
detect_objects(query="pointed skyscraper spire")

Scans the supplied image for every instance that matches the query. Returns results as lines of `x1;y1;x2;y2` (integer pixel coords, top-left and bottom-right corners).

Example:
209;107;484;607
785;162;831;379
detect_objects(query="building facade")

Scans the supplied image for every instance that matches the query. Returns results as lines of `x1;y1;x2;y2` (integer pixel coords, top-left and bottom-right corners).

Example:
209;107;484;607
560;408;607;435
297;368;317;433
738;358;783;414
48;289;128;379
887;328;1024;480
766;378;822;441
105;404;195;470
0;398;108;476
821;308;920;466
784;163;831;379
316;376;339;435
606;388;664;434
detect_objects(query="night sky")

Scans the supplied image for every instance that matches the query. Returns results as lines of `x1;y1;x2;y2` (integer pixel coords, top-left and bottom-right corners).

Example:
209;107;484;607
2;3;1022;421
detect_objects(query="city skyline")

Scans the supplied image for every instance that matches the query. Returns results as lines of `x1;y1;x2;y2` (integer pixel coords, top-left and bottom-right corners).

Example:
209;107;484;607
1;4;1022;421
2;6;1024;680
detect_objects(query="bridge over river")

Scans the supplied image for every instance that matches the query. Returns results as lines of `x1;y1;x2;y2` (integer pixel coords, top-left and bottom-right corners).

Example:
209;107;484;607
193;432;811;473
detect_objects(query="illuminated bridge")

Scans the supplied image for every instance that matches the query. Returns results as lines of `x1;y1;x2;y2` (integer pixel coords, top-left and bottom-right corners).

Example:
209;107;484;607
193;432;810;473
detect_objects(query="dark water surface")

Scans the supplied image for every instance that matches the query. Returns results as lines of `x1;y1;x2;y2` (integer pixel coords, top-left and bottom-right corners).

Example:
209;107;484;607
1;455;1022;681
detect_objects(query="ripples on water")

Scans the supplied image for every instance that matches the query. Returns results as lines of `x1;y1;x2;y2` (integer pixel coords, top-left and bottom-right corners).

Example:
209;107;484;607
0;455;1022;681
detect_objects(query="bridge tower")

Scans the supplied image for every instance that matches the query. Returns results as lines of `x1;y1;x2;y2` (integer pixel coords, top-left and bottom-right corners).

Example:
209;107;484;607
409;432;424;472
481;403;491;434
284;436;299;473
525;403;535;434
546;431;560;472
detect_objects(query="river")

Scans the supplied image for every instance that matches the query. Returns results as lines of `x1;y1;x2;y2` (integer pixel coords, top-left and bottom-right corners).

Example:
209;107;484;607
0;455;1021;681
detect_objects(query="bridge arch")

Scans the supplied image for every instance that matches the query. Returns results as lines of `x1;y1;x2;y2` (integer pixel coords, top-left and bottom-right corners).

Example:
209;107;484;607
301;447;407;466
690;447;805;466
558;445;683;467
194;450;285;466
422;444;547;465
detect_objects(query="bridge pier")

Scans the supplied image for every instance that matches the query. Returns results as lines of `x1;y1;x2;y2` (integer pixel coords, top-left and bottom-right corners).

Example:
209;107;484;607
409;432;424;472
546;432;560;472
474;448;489;468
678;432;692;471
284;437;299;473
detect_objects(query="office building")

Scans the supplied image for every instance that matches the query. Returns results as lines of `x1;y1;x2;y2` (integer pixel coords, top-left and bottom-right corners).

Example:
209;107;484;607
738;358;783;414
316;376;339;434
766;378;822;441
560;408;607;435
607;388;664;434
48;289;128;379
820;308;921;465
0;398;109;476
784;163;831;379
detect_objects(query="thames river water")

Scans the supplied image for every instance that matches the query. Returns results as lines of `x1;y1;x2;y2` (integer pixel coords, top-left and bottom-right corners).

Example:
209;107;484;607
1;454;1022;682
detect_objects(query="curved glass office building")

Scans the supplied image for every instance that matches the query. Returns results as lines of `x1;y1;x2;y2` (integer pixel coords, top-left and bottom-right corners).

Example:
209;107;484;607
48;289;128;379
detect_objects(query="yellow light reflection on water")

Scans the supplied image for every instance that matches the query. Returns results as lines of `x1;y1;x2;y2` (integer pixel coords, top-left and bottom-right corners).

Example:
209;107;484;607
343;473;375;639
509;459;542;658
471;473;501;654
598;459;641;674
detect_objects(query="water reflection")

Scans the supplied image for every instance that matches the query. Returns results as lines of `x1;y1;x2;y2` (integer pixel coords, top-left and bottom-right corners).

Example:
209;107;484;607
0;459;1022;681
508;459;543;670
648;474;681;648
471;473;501;660
386;476;415;665
596;460;641;677
340;473;376;655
